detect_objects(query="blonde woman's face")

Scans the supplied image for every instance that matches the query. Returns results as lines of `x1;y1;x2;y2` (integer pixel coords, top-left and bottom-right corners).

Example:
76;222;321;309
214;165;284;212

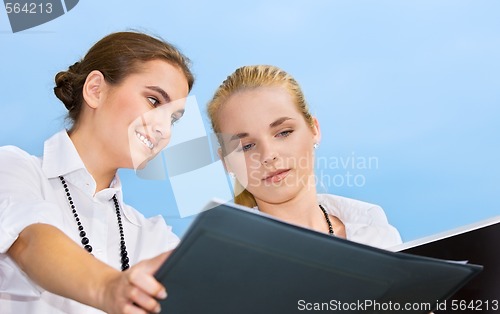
217;86;320;204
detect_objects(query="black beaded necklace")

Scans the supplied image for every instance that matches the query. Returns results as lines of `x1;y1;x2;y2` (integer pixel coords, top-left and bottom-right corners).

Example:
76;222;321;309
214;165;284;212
59;176;130;271
319;204;334;235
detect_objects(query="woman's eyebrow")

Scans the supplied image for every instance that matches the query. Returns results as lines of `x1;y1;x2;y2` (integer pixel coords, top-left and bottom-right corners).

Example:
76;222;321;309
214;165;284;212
146;86;171;103
228;117;294;141
269;117;293;128
230;132;249;141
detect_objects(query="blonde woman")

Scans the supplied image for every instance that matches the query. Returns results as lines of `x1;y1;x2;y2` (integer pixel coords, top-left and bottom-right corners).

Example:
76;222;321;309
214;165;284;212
207;65;401;249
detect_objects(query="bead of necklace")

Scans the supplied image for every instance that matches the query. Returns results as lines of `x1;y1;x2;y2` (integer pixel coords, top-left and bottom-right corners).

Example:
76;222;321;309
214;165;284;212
319;204;334;235
59;176;130;271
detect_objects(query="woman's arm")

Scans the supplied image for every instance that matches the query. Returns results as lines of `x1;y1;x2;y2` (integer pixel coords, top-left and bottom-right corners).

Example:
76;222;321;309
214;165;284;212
8;223;168;314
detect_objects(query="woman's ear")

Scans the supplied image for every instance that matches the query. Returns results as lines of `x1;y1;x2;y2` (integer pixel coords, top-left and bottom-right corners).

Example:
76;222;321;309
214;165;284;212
82;70;106;109
312;116;321;144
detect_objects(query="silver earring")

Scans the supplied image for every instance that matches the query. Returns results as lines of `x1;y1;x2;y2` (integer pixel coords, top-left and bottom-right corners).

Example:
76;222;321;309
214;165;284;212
313;142;319;149
228;172;236;179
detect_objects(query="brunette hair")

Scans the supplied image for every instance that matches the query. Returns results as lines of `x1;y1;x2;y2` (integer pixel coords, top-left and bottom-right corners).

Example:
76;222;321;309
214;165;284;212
54;31;194;127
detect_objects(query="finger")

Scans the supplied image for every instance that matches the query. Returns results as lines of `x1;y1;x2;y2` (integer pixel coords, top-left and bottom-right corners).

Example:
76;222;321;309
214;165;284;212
129;269;167;300
128;287;162;314
145;251;172;273
123;302;150;314
128;251;173;299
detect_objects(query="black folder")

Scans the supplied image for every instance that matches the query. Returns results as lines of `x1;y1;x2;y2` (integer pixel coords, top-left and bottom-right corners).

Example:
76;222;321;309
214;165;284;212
155;201;482;314
393;216;500;314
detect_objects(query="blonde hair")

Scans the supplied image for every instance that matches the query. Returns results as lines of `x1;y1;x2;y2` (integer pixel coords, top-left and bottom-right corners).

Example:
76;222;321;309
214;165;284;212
207;65;315;208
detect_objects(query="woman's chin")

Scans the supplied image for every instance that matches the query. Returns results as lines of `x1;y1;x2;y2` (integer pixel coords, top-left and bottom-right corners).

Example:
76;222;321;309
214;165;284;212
130;150;153;170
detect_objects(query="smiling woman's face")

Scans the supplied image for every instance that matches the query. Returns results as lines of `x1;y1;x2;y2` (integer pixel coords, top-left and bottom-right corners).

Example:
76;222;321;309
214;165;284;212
93;59;189;170
217;86;320;205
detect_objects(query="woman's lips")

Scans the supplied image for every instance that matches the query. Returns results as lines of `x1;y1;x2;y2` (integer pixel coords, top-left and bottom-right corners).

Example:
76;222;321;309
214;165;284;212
136;131;154;150
263;169;290;183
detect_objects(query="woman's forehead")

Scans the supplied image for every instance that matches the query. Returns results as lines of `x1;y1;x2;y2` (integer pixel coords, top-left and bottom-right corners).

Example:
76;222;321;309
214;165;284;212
222;87;298;119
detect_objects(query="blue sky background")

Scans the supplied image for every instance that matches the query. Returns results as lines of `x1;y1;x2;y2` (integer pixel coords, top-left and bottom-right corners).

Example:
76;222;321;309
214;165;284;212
0;0;499;242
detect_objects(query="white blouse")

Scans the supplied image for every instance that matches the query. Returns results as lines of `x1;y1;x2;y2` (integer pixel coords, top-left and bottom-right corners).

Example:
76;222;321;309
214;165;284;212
0;130;180;314
317;194;402;249
252;194;402;249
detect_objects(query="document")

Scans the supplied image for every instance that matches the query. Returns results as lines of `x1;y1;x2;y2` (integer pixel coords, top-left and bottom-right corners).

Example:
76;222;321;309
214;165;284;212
155;201;482;314
392;216;500;313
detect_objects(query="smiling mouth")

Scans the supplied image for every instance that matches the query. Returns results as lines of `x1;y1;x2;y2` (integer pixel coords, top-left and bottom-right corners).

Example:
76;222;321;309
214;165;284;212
263;169;290;183
136;131;154;150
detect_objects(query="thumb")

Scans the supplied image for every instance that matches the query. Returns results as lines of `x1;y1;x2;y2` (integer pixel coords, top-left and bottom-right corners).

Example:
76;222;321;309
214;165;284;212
127;251;174;300
145;251;173;274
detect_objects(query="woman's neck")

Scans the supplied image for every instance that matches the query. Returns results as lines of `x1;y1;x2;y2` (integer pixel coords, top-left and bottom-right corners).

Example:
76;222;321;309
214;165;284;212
255;188;328;233
69;128;117;193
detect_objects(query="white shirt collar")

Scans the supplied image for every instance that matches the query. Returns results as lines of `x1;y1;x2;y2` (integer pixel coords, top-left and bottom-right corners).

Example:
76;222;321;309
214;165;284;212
41;130;122;199
39;130;140;225
41;130;86;179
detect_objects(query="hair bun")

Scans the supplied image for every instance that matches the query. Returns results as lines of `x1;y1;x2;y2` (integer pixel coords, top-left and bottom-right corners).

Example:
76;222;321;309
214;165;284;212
68;61;81;74
54;61;82;111
54;71;76;110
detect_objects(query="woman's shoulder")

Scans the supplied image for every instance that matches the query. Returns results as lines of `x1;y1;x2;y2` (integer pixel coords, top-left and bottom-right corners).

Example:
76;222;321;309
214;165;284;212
121;202;170;228
317;193;391;225
120;202;180;252
0;145;41;172
317;193;382;214
318;193;402;247
0;145;34;159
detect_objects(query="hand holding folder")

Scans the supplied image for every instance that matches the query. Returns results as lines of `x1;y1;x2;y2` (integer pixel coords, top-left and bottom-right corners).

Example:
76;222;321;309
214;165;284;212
155;201;482;314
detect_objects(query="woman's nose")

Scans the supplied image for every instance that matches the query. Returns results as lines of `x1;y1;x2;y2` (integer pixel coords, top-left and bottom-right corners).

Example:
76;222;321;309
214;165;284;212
260;142;278;166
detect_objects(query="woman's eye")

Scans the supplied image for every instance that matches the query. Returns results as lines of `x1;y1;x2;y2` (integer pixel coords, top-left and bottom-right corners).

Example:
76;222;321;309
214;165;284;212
170;112;184;126
147;97;160;108
171;115;179;126
276;130;293;138
241;143;254;152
